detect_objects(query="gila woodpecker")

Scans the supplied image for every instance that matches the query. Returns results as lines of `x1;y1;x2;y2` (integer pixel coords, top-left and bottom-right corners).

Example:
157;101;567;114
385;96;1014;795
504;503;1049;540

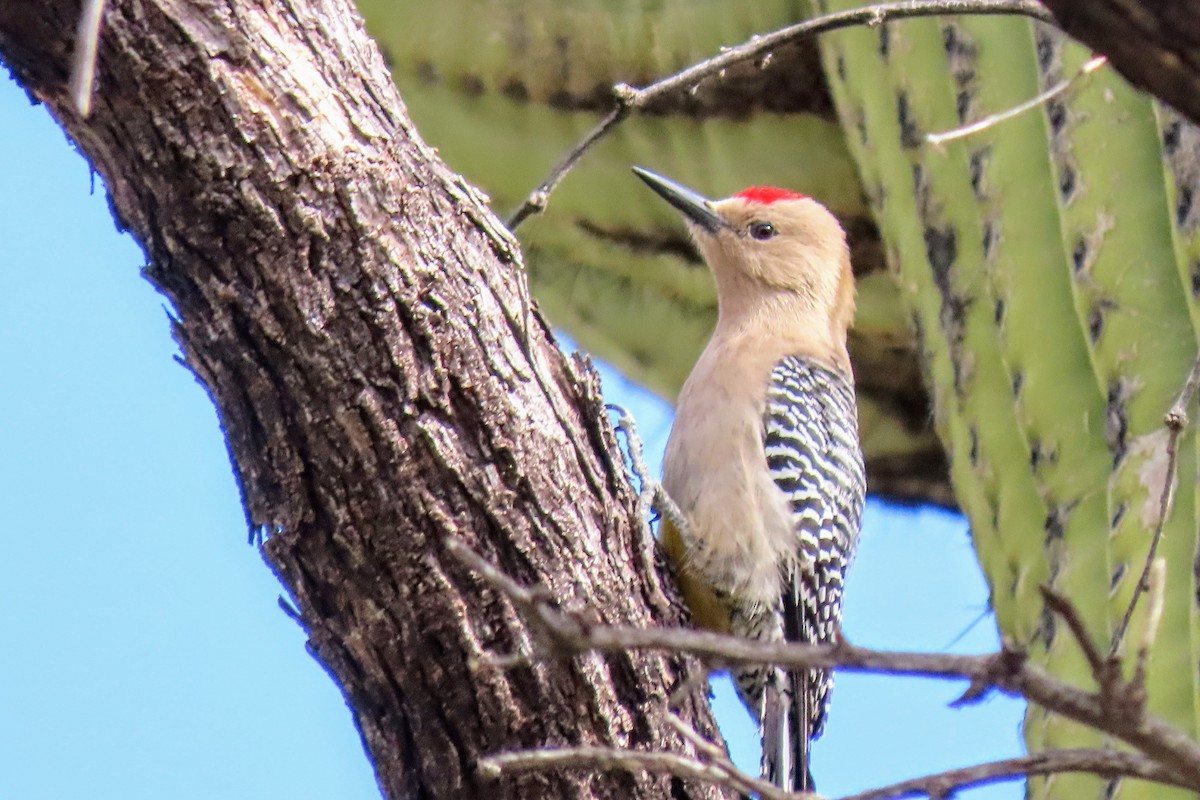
633;167;865;792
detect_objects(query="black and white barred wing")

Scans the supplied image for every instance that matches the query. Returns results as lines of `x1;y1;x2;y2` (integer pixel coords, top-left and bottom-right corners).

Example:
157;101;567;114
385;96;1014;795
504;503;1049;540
760;354;866;784
763;354;866;610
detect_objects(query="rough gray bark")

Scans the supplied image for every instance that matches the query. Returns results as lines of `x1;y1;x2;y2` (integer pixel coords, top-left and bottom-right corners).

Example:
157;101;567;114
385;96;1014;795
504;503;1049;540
1039;0;1200;126
0;2;728;798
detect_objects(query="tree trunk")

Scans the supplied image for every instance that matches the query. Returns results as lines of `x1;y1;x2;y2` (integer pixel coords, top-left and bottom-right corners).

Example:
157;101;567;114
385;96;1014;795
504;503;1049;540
0;2;727;798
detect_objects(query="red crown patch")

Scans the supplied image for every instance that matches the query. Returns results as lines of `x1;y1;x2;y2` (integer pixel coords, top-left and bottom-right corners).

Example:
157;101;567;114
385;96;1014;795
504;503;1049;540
733;186;808;204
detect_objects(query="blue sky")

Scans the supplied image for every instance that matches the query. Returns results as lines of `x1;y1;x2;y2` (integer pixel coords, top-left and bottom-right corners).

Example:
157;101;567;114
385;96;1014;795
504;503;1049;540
1;72;1022;798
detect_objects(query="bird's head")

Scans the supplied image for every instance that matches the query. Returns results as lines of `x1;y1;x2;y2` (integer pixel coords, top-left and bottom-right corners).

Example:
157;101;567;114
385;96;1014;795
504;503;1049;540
633;166;855;342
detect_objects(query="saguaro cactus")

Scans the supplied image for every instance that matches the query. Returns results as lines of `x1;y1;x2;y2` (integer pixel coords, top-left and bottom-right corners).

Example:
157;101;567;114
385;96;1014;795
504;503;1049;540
811;4;1200;797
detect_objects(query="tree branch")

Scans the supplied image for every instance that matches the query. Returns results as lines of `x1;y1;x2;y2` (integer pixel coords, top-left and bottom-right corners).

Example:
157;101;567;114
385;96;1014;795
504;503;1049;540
660;711;781;799
926;55;1107;145
448;538;1200;790
481;744;1190;800
1040;585;1106;677
1110;353;1200;658
481;747;801;799
507;0;1055;229
838;748;1193;800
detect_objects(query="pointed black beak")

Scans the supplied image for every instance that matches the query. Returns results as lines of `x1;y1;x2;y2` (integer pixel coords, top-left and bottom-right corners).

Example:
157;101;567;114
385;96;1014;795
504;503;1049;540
632;166;727;234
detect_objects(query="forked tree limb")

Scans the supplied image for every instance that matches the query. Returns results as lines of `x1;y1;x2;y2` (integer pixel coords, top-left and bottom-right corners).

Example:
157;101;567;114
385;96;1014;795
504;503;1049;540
447;538;1200;791
482;745;1191;800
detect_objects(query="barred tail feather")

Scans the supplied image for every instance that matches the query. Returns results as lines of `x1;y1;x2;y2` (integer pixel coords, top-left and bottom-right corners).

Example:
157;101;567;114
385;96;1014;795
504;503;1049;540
758;667;813;792
761;674;790;788
793;669;813;791
782;581;814;791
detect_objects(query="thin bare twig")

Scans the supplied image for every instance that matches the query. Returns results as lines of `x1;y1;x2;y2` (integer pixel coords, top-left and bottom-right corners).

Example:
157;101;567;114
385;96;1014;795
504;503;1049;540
1039;585;1105;677
507;0;1055;229
662;710;782;796
445;537;1200;788
608;404;690;538
607;403;695;614
479;744;1189;799
837;748;1193;800
1040;584;1140;724
1132;558;1167;688
663;712;729;764
1110;354;1200;657
926;55;1107;145
662;711;784;798
479;745;802;797
608;403;659;526
608;403;676;616
508;106;627;229
69;0;108;117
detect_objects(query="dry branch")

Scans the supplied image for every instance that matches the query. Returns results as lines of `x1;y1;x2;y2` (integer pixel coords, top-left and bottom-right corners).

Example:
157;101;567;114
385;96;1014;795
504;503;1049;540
838;748;1192;800
506;0;1054;228
926;54;1107;145
483;744;1192;800
447;538;1200;792
1110;353;1200;658
481;747;799;799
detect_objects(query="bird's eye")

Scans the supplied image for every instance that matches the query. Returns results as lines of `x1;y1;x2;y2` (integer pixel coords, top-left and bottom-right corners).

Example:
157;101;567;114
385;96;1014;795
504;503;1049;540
749;221;776;241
